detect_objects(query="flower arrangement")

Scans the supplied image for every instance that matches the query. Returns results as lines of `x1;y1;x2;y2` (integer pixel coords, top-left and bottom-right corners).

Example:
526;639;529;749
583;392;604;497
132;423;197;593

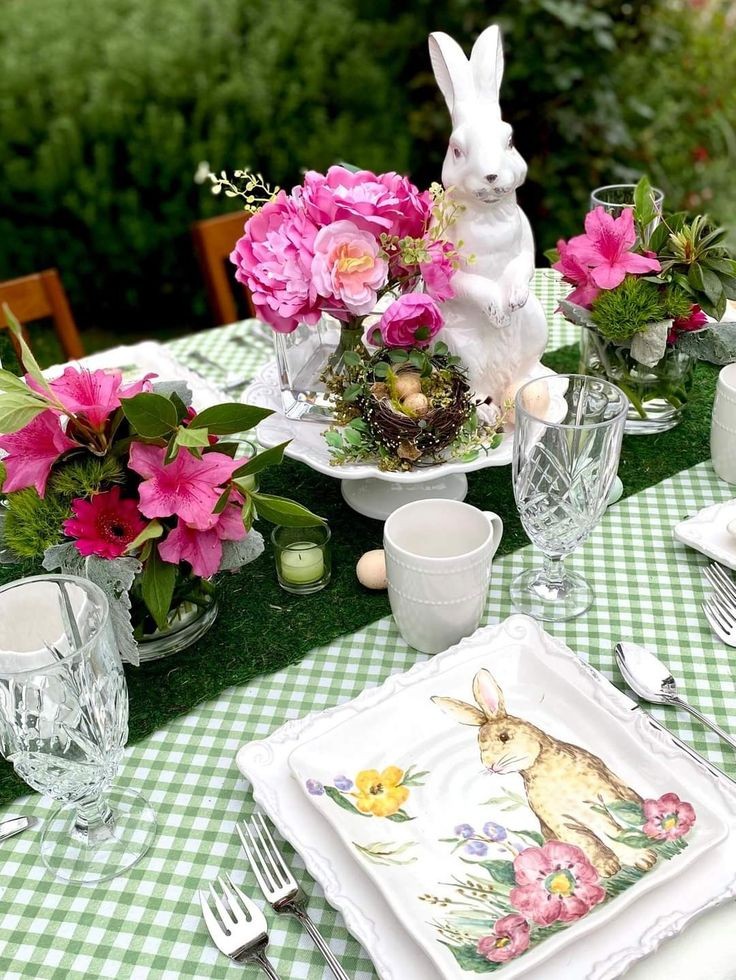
0;308;321;662
549;177;736;424
426;791;695;971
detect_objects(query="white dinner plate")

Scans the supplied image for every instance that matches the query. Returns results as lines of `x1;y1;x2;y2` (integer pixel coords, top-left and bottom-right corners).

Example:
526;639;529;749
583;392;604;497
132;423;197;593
673;499;736;571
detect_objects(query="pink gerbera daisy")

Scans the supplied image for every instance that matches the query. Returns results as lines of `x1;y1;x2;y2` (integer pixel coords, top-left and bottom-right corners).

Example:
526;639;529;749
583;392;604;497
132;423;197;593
63;486;147;559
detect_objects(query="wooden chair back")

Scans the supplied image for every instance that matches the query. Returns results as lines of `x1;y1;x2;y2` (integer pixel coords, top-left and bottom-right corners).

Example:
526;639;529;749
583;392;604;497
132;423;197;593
0;268;85;361
192;211;255;326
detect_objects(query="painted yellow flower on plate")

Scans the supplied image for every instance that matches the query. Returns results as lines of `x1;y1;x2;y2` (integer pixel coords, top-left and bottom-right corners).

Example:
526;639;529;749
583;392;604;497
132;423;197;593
353;766;409;817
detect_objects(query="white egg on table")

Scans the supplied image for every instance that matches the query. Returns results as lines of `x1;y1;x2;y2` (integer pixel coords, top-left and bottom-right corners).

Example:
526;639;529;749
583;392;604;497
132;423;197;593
356;549;387;590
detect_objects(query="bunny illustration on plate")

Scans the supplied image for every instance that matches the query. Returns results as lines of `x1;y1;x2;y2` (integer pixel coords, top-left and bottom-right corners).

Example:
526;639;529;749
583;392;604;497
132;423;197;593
429;26;548;416
432;668;658;877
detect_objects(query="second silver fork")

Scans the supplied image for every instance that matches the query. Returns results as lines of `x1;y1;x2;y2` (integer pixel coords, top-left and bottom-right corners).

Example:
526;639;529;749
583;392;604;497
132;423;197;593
237;814;350;980
702;563;736;647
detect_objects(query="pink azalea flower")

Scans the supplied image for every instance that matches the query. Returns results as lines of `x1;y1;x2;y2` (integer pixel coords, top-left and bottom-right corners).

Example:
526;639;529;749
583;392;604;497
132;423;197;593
311;220;388;316
63;486;147;559
552;238;601;309
565;207;661;290
510;841;606;926
158;503;246;577
668;304;709;343
477;914;530;964
230;189;325;333
128;443;240;530
642;793;696;841
0;410;77;497
303;166;431;240
419;240;456;302
32;367;155;430
375;293;443;348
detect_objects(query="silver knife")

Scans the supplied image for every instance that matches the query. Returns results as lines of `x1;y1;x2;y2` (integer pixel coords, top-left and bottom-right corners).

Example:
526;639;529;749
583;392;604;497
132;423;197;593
0;816;36;841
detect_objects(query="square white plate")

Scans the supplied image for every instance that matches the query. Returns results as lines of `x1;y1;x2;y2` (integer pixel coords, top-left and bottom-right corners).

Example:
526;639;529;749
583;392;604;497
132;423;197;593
237;617;736;980
673;499;736;570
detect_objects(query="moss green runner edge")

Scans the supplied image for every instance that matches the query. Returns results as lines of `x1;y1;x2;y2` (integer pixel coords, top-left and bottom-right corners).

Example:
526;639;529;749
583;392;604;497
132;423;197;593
0;347;718;805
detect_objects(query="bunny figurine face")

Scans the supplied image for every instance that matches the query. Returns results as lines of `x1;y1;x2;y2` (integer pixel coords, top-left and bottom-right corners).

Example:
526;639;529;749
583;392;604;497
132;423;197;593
432;668;542;774
429;26;527;207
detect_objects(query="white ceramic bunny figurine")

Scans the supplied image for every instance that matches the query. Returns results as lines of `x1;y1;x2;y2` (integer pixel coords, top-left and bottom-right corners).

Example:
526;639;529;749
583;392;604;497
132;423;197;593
429;26;548;417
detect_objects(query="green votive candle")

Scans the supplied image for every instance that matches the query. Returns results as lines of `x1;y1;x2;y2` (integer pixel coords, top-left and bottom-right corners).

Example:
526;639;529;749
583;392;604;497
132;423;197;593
280;543;324;585
272;523;331;595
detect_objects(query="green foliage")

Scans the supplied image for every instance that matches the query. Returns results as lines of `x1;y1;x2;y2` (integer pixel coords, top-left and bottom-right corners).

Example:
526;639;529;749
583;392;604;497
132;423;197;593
660;285;693;321
49;454;125;498
591;276;666;342
3;488;71;558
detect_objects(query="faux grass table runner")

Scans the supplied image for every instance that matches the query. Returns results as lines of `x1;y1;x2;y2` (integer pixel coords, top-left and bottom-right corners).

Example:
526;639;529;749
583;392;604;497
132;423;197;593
0;348;718;804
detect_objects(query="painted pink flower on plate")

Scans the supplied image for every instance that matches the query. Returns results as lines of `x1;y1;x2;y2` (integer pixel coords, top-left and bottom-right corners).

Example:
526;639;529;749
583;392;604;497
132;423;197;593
128;443;240;530
510;841;606;926
642;793;696;841
311;220;388;316
552;238;601;308
477;913;530;964
375;293;443;348
565;206;661;290
230;189;323;333
303;166;431;240
34;367;155;430
0;410;77;497
419;240;456;302
158;503;246;577
63;486;147;559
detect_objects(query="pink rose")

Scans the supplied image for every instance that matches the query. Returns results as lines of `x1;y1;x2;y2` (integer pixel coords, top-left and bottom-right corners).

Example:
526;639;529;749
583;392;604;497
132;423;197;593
230;189;323;333
642;793;696;841
477;914;530;964
510;841;606;926
303;166;431;240
375;293;443;348
419;240;456;302
311;220;388;316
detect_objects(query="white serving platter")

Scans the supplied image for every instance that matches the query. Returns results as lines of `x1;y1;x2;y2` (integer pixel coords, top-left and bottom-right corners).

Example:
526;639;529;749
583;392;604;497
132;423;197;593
673;499;736;571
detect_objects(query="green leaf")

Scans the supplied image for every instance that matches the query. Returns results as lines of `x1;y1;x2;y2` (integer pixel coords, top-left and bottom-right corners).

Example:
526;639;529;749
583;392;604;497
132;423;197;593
513;828;545;846
241;495;254;531
141;546;177;631
647;222;670;254
343;383;362;402
342;426;363;447
232;441;288;479
2;303;52;396
386;809;414;823
0;368;37;396
0;400;48;434
373;361;389;379
634;175;656;231
388;349;408;362
611;830;653;849
342;350;362;367
174;426;211;449
121;392;178;437
188;403;272;434
250;492;324;527
408;350;425;369
125;519;164;554
543;247;560;265
478;859;517;887
323;785;370;816
213;486;232;514
606;800;644;824
323;430;343;449
433;341;449;356
700;267;724;306
169;391;189;421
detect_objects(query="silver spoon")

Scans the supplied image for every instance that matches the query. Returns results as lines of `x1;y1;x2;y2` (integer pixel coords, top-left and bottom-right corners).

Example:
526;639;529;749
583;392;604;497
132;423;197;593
615;641;736;752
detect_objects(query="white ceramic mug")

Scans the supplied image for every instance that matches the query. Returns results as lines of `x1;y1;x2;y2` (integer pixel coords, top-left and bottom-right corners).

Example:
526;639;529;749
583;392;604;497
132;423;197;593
383;499;503;655
711;363;736;484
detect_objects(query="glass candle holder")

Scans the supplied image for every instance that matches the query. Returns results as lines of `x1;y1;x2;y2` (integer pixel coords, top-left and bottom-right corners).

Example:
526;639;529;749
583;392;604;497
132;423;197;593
589;183;664;216
272;524;331;595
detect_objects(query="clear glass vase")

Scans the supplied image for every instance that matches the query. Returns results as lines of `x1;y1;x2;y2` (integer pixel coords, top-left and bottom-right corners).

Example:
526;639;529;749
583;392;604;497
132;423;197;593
273;315;362;422
580;326;695;434
130;573;218;662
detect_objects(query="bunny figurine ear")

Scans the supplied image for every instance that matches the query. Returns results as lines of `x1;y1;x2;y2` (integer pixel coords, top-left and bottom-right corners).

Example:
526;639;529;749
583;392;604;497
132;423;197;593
428;31;475;117
469;24;504;103
472;669;506;718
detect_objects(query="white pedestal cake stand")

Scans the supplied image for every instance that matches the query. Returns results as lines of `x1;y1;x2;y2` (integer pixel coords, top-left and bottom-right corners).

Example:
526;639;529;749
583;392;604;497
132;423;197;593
243;362;561;520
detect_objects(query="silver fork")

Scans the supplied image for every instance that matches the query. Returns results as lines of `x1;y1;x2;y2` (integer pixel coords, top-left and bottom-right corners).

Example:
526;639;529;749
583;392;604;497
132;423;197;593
237;814;350;980
199;873;282;979
702;564;736;647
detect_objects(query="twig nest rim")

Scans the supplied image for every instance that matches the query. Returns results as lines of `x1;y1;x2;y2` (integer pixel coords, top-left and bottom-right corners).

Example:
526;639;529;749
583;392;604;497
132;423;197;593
356;549;387;589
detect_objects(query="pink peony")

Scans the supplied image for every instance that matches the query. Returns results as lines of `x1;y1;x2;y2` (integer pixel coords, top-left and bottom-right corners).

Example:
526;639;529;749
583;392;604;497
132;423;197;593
33;367;155;430
311;220;388;316
552;238;601;309
230;189;324;333
419;240;456;302
565;207;661;290
128;443;240;530
303;166;431;240
158;503;246;577
63;487;147;559
668;304;708;343
510;841;606;926
477;914;530;964
376;293;443;348
0;410;78;497
642;793;696;841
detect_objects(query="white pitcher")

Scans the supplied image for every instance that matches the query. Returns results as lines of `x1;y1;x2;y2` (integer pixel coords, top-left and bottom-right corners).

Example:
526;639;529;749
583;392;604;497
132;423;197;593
711;363;736;484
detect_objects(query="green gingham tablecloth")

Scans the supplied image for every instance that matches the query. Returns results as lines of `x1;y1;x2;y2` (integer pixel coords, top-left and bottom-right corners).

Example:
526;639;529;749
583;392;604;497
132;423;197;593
1;273;735;979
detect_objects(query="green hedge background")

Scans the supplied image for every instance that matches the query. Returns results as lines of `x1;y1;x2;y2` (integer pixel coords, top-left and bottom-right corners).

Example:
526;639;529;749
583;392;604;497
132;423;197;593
0;0;734;346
